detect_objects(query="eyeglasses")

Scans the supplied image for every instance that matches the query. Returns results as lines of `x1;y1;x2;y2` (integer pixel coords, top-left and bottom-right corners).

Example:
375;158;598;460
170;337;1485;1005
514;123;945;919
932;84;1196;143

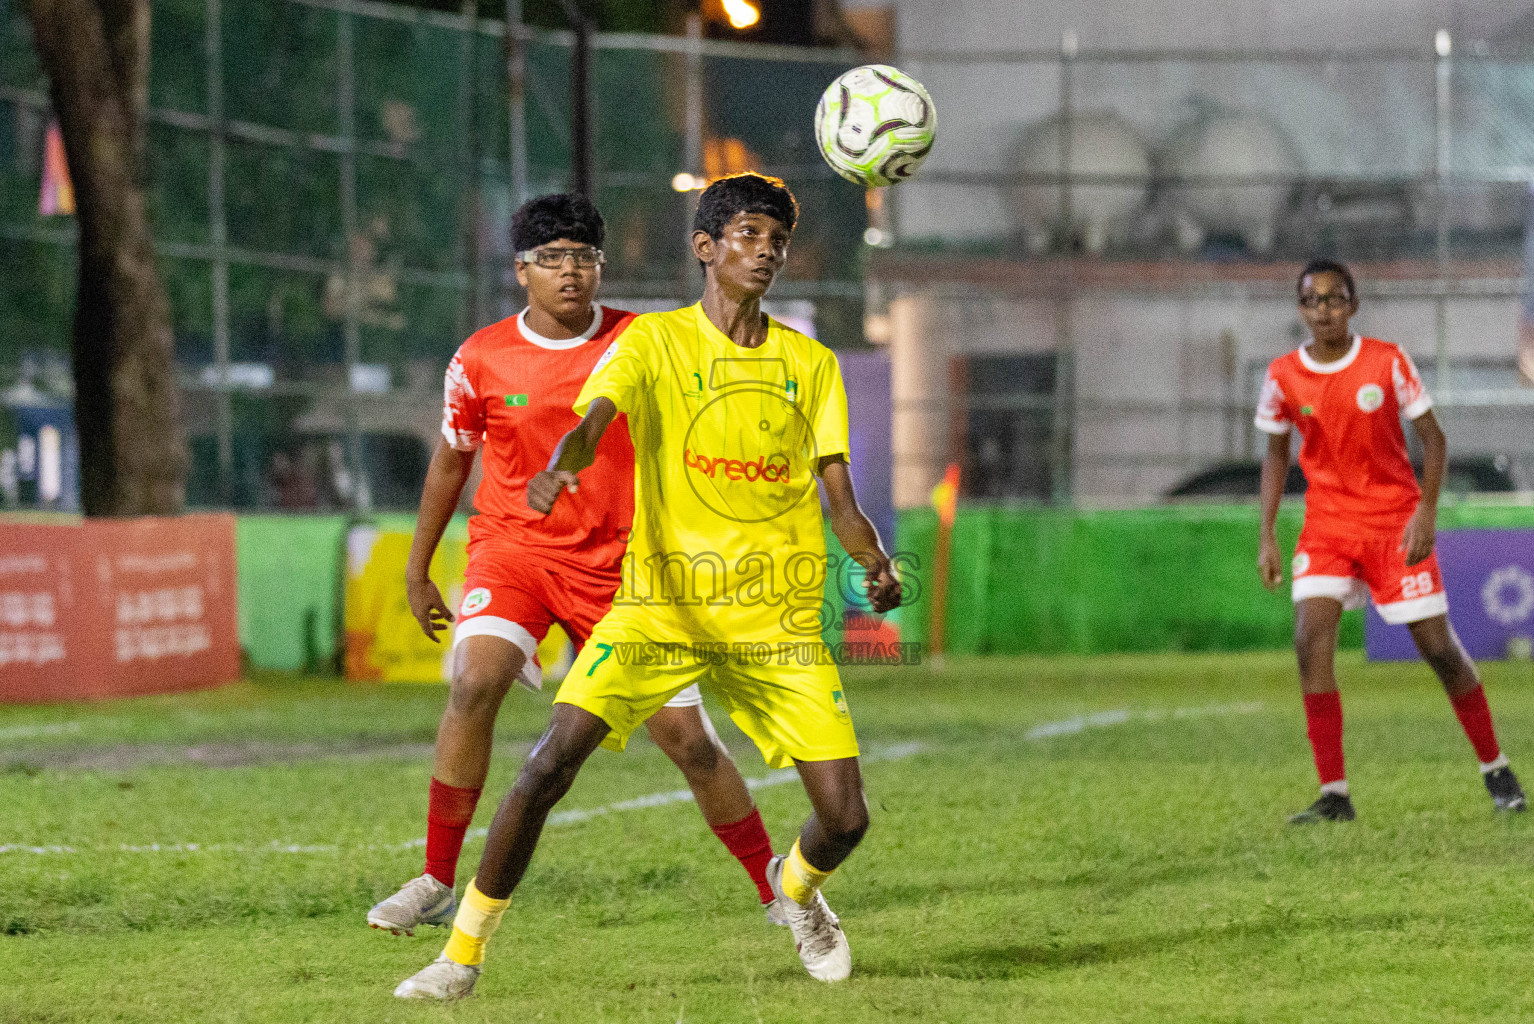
1298;294;1352;310
517;247;605;269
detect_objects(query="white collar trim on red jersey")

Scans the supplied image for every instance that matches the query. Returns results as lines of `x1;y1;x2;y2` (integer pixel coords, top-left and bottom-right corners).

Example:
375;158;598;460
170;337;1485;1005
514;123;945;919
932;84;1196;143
1298;334;1362;374
517;303;603;350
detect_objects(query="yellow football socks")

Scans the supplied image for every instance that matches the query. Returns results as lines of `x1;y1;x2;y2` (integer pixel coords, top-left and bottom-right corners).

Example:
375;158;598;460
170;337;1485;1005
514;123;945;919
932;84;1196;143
781;839;834;906
442;878;510;967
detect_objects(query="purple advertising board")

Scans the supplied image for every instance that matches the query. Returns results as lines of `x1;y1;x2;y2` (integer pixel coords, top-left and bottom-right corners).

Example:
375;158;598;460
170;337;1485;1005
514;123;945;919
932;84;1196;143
1366;529;1534;661
828;350;893;546
828;351;893;615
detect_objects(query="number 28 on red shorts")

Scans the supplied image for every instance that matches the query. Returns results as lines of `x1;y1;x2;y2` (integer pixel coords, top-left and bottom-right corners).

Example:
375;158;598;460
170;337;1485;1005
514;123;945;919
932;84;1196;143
1290;523;1447;625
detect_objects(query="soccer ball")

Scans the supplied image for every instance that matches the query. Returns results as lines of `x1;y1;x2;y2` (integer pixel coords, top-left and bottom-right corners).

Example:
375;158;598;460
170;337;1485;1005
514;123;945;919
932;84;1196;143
814;64;937;188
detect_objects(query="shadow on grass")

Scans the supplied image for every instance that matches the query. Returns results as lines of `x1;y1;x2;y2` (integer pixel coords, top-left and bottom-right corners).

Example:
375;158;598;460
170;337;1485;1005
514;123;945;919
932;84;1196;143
858;910;1408;980
848;858;1228;915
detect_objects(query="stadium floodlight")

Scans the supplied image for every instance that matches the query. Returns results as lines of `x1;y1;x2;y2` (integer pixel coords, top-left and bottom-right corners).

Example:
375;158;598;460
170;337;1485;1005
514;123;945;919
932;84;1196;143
722;0;760;30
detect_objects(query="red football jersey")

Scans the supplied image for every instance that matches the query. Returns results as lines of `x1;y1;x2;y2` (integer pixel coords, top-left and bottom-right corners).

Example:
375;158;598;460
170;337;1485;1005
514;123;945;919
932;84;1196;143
1255;334;1433;532
442;304;636;580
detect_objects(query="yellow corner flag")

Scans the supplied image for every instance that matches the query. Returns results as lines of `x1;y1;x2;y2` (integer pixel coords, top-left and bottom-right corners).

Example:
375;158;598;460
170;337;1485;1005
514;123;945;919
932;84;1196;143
931;463;960;528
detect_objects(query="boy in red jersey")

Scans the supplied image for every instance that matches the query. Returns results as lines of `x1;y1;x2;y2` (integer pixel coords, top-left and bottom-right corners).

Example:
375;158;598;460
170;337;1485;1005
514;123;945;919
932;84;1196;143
1256;258;1525;823
367;195;781;936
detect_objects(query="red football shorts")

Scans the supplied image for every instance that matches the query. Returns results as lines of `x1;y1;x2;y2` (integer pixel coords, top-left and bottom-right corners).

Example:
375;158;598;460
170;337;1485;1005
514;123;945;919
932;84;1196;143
1290;518;1447;625
452;554;616;691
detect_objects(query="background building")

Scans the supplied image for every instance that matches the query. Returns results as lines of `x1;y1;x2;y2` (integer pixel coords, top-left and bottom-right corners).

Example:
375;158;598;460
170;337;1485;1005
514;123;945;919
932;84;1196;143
842;0;1534;505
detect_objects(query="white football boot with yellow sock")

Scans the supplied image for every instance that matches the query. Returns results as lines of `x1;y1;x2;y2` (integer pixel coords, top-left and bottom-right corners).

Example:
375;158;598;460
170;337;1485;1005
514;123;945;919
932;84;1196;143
766;840;851;982
393;879;508;1000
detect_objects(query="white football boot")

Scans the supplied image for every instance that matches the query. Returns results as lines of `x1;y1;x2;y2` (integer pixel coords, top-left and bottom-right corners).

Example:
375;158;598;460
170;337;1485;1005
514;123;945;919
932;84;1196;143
393;955;480;1000
764;898;790;927
368;874;456;936
765;855;852;982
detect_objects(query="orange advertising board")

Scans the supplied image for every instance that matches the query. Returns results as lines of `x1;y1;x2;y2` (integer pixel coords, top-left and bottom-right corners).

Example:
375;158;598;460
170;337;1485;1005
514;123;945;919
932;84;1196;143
0;514;240;702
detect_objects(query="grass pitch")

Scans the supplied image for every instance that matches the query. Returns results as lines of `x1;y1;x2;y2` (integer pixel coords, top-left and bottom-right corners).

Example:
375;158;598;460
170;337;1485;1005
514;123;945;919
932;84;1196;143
4;650;1534;1022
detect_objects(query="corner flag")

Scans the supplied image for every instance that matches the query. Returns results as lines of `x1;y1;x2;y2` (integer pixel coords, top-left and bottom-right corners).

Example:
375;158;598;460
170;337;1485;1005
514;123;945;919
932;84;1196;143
928;463;961;670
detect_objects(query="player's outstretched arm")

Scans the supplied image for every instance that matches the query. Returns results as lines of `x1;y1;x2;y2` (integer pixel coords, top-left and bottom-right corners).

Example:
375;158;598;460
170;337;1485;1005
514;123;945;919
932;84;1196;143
1258;431;1289;591
819;456;902;614
1403;410;1446;566
407;438;477;642
527;397;618;515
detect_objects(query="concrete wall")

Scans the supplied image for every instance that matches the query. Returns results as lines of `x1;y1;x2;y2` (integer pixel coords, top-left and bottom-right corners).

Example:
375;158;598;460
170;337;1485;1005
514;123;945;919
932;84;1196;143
887;271;1532;506
845;0;1534;245
848;0;1531;55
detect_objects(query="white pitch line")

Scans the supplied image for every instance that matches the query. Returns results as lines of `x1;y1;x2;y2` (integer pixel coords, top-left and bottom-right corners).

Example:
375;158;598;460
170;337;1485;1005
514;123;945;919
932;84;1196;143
0;716;135;742
399;741;927;848
1025;709;1131;739
0;721;83;742
0;708;1257;858
0;742;927;858
1023;701;1263;740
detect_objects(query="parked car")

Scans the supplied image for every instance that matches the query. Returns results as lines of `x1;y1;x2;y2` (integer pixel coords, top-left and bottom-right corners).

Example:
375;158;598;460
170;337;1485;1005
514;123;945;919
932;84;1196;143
1167;455;1517;499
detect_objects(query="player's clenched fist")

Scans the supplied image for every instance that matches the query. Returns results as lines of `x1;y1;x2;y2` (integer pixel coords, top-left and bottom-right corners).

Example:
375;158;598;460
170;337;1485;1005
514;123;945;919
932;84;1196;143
1257;535;1283;591
861;558;903;613
527;470;580;514
1401;504;1437;567
406;573;454;643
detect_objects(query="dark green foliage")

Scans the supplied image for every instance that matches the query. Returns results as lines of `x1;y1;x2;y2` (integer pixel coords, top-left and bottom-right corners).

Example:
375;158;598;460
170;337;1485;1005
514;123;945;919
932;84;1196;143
223;139;344;259
0;0;863;434
148;0;206;115
0;241;72;372
144;124;210;244
225;264;329;367
0;0;44;90
223;1;339;135
353;16;462;153
159;255;212;363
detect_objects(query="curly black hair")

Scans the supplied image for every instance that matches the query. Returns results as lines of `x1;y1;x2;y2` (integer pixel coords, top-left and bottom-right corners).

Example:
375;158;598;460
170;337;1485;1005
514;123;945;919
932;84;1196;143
511;193;604;254
693;173;799;240
1296;258;1356;301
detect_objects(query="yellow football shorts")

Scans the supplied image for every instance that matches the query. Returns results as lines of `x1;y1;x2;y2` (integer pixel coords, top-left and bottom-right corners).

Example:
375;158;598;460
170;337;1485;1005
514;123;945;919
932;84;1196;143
556;615;859;769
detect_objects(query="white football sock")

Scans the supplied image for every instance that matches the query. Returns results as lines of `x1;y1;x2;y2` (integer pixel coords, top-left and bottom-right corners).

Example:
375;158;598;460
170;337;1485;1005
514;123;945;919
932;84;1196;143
1479;753;1509;774
1319;780;1349;797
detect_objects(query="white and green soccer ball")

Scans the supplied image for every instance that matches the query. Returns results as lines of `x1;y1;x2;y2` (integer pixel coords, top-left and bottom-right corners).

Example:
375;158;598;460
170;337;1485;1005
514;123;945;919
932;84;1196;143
814;64;937;188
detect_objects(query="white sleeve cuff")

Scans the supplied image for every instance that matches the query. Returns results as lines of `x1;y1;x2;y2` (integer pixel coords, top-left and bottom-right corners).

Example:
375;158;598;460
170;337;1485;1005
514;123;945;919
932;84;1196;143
1403;395;1433;420
441;419;482;451
1254;417;1291;435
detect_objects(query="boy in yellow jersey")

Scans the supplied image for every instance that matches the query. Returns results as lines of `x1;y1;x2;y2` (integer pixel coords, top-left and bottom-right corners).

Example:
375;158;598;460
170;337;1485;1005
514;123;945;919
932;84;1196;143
393;174;902;999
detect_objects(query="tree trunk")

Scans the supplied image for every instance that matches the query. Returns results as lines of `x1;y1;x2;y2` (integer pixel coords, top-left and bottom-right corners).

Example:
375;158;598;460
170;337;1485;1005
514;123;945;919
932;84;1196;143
24;0;186;516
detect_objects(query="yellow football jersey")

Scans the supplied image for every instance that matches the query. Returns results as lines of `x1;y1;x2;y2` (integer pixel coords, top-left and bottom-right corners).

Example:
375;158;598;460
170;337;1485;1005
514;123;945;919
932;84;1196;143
574;303;850;645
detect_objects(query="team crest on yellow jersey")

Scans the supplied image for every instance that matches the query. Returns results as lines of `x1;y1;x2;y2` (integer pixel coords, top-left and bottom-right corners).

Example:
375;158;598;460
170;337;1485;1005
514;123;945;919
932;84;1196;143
681;370;819;524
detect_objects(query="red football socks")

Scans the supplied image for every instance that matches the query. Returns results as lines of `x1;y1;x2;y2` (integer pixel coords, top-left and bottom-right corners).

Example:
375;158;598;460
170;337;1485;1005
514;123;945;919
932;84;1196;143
1449;685;1502;765
711;808;775;904
424;777;483;888
1302;690;1346;787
